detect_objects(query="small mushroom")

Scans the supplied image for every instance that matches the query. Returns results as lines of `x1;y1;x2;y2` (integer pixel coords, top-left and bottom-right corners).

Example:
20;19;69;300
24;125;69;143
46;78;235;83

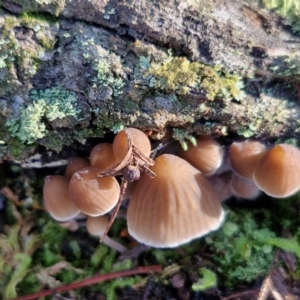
127;154;224;248
178;137;224;176
43;175;80;221
69;167;120;216
65;157;90;179
58;220;79;231
229;140;267;179
208;171;233;202
90;143;119;171
86;215;109;236
113;128;151;162
86;215;127;252
253;144;300;197
230;173;260;200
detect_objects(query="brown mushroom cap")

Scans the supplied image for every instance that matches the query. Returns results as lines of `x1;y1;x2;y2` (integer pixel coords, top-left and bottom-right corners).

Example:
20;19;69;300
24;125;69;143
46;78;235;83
229;140;267;179
90;143;119;171
65;157;90;179
253;144;300;198
43;175;80;221
58;220;79;231
230;173;260;199
127;154;224;248
86;215;109;236
113;128;151;162
69;167;120;216
178;137;224;176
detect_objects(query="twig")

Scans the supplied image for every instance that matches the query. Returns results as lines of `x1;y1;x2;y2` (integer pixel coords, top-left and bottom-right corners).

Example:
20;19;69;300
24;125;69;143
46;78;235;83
99;179;128;243
258;250;280;300
11;265;162;300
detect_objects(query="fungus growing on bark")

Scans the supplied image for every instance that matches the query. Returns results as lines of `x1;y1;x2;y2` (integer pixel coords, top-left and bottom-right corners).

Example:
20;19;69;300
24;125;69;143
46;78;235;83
230;173;260;199
90;143;119;171
65;157;90;179
112;127;151;163
98;128;156;241
127;154;224;248
253;144;300;197
86;215;109;236
229;140;267;179
178;137;224;176
43;175;80;221
86;215;127;252
69;167;120;216
208;171;233;202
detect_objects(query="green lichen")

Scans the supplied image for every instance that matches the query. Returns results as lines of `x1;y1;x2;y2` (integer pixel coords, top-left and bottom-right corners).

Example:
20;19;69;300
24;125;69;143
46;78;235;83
140;55;245;101
93;59;125;97
6;87;81;144
74;33;126;98
19;13;58;49
172;128;197;150
237;126;256;138
111;122;125;133
0;13;58;96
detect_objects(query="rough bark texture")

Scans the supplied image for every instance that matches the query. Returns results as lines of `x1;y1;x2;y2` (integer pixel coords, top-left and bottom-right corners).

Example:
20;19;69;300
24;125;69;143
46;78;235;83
0;0;300;161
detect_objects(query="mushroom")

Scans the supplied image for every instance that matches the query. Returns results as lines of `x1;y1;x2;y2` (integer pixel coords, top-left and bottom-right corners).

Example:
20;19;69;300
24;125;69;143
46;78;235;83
65;157;90;179
96;128;155;241
86;215;127;252
229;140;267;179
86;214;110;236
112;127;151;162
58;219;80;231
208;171;233;202
230;173;260;200
127;154;224;248
178;137;224;176
253;144;300;198
90;143;119;171
69;167;120;216
43;175;80;221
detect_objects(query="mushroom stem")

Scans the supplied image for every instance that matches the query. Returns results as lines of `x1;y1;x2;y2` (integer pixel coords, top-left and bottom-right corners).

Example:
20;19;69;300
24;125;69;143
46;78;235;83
101;236;127;253
100;179;128;243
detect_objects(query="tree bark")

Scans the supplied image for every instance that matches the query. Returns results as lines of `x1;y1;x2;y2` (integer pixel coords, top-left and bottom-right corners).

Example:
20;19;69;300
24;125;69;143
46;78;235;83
0;0;300;161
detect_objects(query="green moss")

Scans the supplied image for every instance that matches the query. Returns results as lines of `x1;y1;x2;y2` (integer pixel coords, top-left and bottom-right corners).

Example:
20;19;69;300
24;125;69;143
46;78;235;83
6;138;34;160
141;55;245;101
192;268;217;292
101;276;142;300
6;86;81;144
206;204;300;287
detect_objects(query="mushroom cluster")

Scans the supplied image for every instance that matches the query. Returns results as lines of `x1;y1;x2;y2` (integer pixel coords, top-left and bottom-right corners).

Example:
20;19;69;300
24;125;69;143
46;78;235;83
208;140;300;200
43;128;300;248
43;128;224;248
